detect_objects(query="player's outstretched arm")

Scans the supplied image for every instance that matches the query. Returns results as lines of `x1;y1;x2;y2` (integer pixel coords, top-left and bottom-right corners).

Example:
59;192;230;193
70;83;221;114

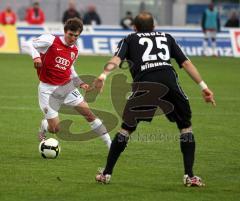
182;60;216;106
94;56;121;92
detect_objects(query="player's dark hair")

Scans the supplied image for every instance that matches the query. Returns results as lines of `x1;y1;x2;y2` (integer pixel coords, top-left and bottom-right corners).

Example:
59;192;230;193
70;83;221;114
64;17;83;33
134;12;154;32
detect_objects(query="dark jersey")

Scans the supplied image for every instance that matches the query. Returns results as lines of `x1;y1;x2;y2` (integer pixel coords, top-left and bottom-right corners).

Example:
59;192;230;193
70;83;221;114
114;31;188;81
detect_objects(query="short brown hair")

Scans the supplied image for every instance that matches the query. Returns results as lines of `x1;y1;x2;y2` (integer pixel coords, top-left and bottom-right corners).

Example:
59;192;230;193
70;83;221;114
64;17;83;33
134;12;154;32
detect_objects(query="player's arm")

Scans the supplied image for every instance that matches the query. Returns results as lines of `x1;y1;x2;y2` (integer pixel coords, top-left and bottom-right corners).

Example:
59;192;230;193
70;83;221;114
182;60;216;106
21;34;54;69
94;39;127;92
70;65;90;91
93;56;121;92
170;34;215;106
100;56;122;79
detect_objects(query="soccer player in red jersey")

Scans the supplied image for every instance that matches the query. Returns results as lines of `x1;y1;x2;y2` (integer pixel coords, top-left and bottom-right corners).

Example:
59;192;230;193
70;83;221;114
22;18;111;149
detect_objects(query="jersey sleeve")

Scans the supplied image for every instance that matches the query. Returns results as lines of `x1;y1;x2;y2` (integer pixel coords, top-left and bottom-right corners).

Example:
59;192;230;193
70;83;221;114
21;34;55;59
70;65;78;78
168;34;188;68
114;38;128;60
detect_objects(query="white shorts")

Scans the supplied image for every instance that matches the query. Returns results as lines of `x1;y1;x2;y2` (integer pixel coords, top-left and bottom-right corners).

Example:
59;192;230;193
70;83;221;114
204;30;217;39
38;81;84;119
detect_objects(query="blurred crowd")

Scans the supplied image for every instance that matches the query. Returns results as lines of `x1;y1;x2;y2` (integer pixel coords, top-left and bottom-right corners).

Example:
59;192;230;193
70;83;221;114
0;1;102;26
0;1;239;29
62;1;101;25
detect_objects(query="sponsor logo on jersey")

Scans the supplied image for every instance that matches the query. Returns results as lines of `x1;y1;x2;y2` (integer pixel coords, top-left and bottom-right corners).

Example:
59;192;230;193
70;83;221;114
55;56;70;70
55;64;67;70
55;56;70;66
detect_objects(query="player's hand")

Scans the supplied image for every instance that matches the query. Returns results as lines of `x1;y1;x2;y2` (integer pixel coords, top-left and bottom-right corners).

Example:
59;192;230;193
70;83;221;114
33;57;42;69
202;88;216;106
93;77;105;93
80;83;92;92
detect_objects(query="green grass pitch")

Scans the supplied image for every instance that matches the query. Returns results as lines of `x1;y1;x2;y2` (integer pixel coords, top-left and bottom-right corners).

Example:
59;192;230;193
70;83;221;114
0;54;240;201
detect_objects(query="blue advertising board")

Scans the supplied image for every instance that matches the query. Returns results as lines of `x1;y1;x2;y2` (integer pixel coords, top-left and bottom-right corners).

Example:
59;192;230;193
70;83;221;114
17;24;235;57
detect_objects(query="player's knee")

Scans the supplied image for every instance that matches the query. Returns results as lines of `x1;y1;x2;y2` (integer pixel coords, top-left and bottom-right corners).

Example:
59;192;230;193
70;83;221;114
82;111;96;122
177;120;191;131
121;122;137;133
86;116;95;122
180;127;192;134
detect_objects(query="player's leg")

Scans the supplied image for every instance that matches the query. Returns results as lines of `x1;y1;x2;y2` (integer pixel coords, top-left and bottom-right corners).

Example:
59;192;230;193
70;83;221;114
180;127;204;187
169;95;204;186
174;101;194;179
96;91;144;183
64;88;111;148
96;124;135;184
167;105;204;186
39;116;61;140
163;72;204;186
74;100;111;149
96;73;164;183
179;127;195;178
176;104;205;187
38;83;60;141
166;93;196;176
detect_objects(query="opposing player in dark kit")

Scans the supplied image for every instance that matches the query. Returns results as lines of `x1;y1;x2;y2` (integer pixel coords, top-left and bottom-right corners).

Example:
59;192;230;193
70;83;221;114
94;12;215;186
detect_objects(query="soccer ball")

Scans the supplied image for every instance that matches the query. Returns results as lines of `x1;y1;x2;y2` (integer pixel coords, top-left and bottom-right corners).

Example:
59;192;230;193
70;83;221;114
39;138;60;159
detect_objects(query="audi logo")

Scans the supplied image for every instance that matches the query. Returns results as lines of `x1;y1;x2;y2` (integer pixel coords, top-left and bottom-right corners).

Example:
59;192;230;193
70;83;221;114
55;57;70;66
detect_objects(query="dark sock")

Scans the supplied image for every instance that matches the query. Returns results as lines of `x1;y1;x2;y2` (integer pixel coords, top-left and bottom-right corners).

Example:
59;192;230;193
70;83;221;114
103;132;129;175
180;132;195;177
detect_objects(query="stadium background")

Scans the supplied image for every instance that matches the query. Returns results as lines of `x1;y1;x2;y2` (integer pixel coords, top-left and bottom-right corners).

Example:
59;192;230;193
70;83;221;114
0;0;240;56
0;0;240;201
0;0;239;25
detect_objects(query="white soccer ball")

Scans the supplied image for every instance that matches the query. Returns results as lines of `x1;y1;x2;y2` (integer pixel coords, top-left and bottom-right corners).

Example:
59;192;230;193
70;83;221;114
39;138;60;159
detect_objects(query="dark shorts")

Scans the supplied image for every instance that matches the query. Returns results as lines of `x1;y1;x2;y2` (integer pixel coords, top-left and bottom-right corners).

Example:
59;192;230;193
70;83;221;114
121;69;192;131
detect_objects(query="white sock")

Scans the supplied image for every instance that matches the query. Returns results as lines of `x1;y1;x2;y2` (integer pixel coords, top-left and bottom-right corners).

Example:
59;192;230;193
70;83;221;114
90;118;111;149
39;119;48;133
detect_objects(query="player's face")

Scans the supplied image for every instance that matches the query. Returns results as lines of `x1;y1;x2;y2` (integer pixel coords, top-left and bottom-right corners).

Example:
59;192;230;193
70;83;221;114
64;30;80;46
